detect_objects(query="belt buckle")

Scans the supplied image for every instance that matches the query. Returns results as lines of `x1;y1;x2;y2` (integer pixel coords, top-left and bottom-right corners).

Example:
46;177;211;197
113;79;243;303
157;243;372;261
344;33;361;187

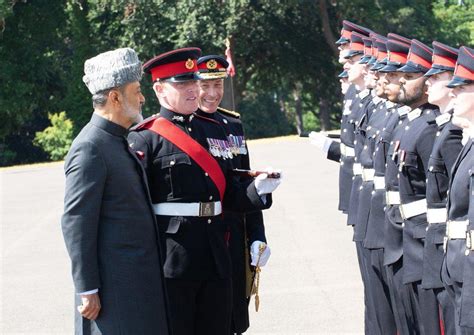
466;230;474;251
399;204;407;220
199;202;215;217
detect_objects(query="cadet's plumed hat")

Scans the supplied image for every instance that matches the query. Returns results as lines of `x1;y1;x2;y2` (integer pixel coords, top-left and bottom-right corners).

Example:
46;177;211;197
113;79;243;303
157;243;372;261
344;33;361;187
398;40;433;73
82;48;142;95
379;37;411;73
336;20;371;45
425;41;459;77
370;37;388;71
197;55;229;80
143;47;202;82
447;46;474;88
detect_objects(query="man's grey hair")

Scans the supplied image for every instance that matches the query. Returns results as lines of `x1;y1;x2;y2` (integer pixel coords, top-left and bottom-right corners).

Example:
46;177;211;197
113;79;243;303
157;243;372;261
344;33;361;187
92;86;125;109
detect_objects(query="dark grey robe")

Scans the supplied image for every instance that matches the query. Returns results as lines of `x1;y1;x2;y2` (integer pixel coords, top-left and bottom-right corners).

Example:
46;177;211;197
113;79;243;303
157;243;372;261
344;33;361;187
62;113;170;335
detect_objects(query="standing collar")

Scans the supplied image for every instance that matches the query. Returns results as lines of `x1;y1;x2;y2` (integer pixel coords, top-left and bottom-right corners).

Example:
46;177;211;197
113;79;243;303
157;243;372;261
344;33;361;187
195;108;216;119
159;106;193;123
91;113;128;137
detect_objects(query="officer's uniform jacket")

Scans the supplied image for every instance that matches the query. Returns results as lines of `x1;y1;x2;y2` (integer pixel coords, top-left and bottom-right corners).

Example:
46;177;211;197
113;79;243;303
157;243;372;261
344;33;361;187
327;85;364;213
127;107;270;281
327;84;358;162
364;101;399;249
62;114;170;335
347;89;373;227
460;145;474;328
423;114;463;289
383;106;411;266
353;93;385;241
197;107;266;333
397;104;439;284
443;138;474;287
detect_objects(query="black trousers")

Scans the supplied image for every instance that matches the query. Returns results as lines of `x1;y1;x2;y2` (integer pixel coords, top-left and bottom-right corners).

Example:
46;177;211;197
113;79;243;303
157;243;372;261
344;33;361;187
408;281;441;335
166;278;233;335
355;241;377;334
386;259;421;335
367;248;397;335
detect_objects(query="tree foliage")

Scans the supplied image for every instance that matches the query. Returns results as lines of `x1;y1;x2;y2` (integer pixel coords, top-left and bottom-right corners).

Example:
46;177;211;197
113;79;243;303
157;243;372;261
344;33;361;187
33;111;73;161
0;0;472;165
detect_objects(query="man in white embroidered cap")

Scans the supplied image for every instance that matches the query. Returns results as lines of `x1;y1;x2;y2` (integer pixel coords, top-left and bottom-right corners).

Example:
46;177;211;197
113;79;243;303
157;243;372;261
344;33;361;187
61;48;170;334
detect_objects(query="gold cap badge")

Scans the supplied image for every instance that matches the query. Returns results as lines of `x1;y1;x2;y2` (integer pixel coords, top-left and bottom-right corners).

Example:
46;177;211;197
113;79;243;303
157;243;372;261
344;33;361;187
206;59;217;70
185;58;194;69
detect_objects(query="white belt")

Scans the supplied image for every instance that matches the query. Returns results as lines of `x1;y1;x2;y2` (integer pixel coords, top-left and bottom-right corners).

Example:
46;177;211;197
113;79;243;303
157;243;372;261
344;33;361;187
386;191;400;205
446;220;468;240
427;208;447;224
340;143;355;157
362;168;375;182
152;201;222;217
374;176;386;190
353;163;363;176
399;199;427;220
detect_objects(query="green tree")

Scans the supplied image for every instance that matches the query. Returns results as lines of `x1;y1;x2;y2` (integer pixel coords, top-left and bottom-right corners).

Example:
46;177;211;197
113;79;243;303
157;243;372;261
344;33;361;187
33;111;73;161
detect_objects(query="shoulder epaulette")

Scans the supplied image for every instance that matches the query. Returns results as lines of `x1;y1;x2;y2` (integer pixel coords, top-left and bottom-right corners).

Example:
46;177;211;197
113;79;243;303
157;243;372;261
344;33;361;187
217;106;240;119
131;114;159;131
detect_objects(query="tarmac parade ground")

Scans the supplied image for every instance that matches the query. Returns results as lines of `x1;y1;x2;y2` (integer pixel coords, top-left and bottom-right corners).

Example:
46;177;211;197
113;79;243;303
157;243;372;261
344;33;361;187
1;136;364;334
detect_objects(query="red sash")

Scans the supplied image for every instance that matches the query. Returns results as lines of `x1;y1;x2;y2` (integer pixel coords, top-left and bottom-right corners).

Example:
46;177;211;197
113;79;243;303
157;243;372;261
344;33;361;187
144;117;226;201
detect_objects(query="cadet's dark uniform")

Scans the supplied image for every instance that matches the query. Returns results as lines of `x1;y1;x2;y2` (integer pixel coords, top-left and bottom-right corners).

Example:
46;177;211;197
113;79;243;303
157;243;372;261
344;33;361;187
442;46;474;332
128;48;271;335
422;41;461;335
328;21;372;213
397;40;441;334
442;138;474;333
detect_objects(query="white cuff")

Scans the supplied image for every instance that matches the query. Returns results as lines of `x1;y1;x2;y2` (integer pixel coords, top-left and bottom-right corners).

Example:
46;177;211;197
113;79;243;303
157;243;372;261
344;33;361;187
77;289;98;295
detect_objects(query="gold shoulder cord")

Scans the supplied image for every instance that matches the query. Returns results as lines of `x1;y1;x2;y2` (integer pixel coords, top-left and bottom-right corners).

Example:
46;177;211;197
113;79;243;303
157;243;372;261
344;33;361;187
253;243;267;312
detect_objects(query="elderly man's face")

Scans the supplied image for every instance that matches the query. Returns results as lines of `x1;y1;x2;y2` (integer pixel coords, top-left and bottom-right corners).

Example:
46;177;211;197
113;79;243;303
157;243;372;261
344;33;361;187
157;80;199;115
198;79;224;113
450;84;474;122
426;71;453;111
383;71;404;102
120;81;145;124
364;70;378;89
397;72;427;106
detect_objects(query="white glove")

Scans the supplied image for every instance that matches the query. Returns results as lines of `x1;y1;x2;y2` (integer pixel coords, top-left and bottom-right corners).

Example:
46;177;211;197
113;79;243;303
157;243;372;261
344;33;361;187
254;167;282;196
250;241;271;267
309;131;334;154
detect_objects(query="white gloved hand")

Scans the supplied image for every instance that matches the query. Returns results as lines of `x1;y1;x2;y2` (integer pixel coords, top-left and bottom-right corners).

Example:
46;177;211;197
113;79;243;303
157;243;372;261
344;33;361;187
250;241;271;267
254;167;282;196
309;131;334;154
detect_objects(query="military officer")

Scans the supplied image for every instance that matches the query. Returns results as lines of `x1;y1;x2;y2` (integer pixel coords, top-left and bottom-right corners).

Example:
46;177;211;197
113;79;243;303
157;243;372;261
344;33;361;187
395;39;442;334
442;46;474;333
378;35;420;334
195;54;270;335
128;47;281;335
423;41;461;335
310;21;371;214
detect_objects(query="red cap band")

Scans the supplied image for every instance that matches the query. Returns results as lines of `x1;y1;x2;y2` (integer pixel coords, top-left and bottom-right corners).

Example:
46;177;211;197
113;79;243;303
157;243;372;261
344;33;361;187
408;52;432;69
377;51;387;61
350;41;364;52
389;51;408;64
432;54;457;68
341;29;351;39
150;59;197;82
454;64;474;81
